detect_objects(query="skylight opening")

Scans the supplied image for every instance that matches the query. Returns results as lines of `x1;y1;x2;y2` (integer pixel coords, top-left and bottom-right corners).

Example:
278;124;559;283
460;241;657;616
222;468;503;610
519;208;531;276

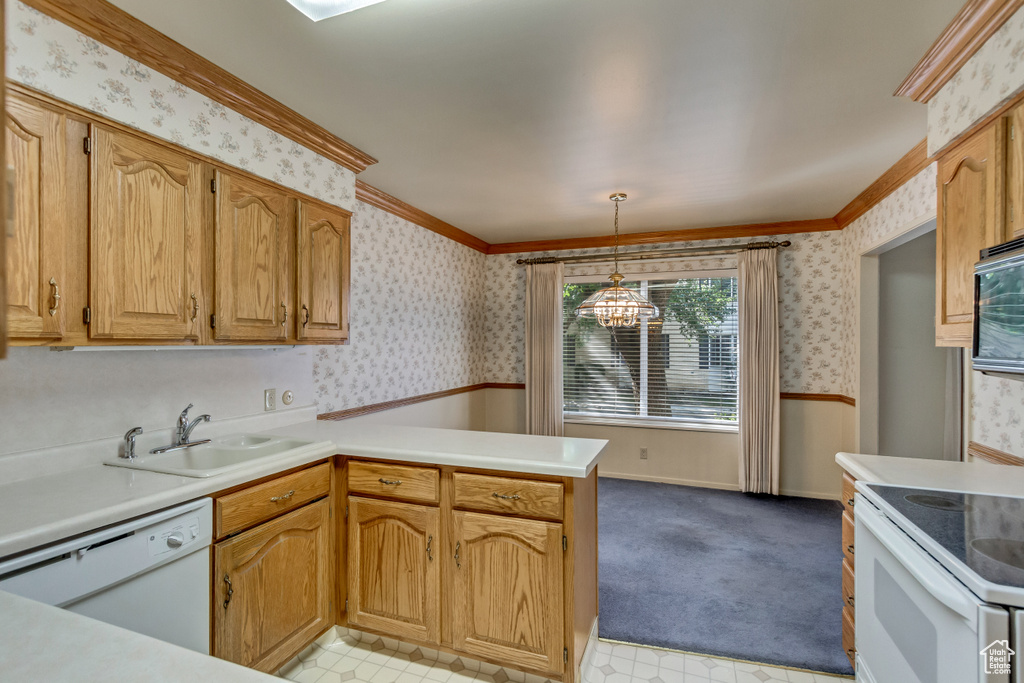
284;0;390;21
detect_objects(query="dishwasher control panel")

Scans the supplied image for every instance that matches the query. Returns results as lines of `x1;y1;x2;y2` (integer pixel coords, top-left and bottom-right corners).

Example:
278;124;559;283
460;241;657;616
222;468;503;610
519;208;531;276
147;513;202;557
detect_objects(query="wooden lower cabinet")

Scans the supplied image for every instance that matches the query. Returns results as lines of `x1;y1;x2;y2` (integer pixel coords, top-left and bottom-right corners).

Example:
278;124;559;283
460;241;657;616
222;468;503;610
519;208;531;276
347;496;440;643
841;471;857;669
452;511;565;676
213;498;332;673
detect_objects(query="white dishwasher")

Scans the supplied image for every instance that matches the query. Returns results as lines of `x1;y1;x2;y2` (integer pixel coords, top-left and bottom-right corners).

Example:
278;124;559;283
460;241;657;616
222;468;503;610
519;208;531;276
0;498;213;653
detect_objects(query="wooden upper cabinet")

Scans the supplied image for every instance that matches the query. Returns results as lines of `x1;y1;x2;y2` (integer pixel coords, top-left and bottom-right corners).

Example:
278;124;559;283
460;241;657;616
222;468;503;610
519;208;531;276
347;496;440;644
214;498;332;673
296;200;350;342
936;122;1006;347
1007;103;1024;239
451;511;565;676
90;126;203;340
213;170;293;341
5;93;66;341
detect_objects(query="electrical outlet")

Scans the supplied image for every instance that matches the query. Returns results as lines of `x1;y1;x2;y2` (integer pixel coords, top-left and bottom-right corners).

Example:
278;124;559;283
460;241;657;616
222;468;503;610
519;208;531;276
264;388;276;412
640;447;648;460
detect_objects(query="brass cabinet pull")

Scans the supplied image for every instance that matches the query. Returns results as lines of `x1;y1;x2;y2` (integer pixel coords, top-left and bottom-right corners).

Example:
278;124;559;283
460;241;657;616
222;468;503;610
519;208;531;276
454;541;461;569
270;489;295;502
847;545;855;556
301;304;310;327
378;478;402;486
427;535;433;562
48;278;60;316
223;574;234;608
190;293;199;322
847;595;855;607
492;492;521;501
281;302;288;327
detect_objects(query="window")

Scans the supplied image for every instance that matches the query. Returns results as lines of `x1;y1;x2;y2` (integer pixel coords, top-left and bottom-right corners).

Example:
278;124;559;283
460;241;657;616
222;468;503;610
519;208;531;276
562;273;739;430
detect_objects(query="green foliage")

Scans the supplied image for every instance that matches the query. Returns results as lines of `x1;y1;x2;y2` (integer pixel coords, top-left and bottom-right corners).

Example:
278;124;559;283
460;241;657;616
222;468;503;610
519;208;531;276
664;278;735;339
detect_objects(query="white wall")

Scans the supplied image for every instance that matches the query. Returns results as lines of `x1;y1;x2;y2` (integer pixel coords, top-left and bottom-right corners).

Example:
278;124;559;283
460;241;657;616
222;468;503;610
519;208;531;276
877;231;948;459
0;346;314;456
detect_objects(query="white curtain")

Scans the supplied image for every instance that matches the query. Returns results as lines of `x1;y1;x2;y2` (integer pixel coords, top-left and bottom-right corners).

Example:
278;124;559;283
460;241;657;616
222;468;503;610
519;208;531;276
525;263;565;436
738;248;780;494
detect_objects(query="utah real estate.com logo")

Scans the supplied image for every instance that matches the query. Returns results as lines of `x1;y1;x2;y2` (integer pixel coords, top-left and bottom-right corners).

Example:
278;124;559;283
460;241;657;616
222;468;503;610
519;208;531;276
981;640;1014;676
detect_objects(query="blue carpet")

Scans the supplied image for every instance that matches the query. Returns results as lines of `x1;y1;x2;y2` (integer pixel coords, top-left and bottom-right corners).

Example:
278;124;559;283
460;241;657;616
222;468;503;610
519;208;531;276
598;477;854;676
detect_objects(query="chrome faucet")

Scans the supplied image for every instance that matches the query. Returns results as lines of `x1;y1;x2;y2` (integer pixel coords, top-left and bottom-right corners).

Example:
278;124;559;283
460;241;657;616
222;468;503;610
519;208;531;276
151;404;212;454
122;427;143;460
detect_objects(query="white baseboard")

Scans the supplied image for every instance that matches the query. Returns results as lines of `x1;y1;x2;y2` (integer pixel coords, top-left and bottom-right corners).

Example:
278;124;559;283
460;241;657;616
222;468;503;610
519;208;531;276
601;472;841;501
598;471;741;491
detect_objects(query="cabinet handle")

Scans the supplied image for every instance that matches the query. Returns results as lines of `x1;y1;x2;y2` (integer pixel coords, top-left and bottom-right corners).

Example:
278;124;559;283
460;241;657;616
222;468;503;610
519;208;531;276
281;302;288;327
48;278;60;316
492;492;521;501
427;535;433;562
270;489;295;502
223;574;234;608
847;498;855;507
847;595;855;607
378;478;402;486
190;293;198;322
301;304;310;327
454;541;461;569
847;544;855;556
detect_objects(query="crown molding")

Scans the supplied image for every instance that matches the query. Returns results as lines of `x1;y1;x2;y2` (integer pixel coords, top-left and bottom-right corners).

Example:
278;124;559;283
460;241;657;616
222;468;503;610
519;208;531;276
21;0;377;174
834;139;931;228
486;218;839;255
895;0;1024;103
355;180;489;253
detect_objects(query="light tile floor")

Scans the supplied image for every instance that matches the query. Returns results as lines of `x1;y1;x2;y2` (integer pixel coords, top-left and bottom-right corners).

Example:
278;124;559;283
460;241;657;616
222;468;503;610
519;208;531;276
278;629;853;683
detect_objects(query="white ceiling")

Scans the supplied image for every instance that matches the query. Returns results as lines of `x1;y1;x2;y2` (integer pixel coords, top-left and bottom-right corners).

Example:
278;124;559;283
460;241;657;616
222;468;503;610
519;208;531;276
107;0;963;244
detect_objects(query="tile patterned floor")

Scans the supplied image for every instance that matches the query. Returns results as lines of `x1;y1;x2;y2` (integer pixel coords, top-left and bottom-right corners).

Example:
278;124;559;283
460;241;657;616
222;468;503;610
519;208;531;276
278;629;853;683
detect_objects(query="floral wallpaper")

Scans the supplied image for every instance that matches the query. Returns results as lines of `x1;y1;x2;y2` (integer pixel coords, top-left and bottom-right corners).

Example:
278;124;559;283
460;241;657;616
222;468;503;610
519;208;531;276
971;372;1024;455
5;1;356;210
928;3;1024;155
312;202;487;414
484;230;847;395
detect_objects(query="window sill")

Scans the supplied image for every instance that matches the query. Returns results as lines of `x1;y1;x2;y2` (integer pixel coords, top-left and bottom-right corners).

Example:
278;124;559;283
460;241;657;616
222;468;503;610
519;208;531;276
563;415;739;434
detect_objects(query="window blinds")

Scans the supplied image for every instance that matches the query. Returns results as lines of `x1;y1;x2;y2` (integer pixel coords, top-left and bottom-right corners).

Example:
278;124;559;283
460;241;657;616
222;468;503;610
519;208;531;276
562;275;739;426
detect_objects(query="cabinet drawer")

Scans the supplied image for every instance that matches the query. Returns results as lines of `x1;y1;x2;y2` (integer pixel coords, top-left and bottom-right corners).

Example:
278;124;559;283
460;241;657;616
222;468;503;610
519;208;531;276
842;511;855;566
453;473;563;520
348;461;439;504
842;473;856;513
842;604;856;667
216;462;330;538
842;558;855;617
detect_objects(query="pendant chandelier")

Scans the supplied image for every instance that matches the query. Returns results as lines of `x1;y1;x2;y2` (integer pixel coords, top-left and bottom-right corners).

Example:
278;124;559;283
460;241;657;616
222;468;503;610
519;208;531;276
574;193;659;328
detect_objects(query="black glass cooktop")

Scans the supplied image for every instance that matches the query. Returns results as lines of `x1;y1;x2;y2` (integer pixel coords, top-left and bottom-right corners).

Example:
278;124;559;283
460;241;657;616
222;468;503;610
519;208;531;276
866;484;1024;590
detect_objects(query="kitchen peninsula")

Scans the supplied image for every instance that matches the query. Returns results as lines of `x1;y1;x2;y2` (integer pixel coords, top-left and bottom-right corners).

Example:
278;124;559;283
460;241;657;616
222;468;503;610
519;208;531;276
0;411;607;683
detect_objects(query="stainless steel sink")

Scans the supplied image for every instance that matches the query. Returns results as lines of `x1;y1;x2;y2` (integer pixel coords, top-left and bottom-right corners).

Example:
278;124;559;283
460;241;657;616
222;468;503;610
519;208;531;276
105;434;319;478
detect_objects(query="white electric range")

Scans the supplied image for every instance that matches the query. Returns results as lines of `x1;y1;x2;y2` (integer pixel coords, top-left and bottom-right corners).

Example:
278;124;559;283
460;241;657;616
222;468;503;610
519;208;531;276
855;482;1024;683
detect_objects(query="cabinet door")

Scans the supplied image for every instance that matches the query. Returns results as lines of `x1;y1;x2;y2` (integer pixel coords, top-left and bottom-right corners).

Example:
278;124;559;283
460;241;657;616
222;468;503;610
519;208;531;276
214;498;332;673
90;126;202;340
1007;103;1024;239
348;496;440;643
936;123;1005;347
451;511;564;675
214;170;292;341
296;200;350;342
5;93;66;340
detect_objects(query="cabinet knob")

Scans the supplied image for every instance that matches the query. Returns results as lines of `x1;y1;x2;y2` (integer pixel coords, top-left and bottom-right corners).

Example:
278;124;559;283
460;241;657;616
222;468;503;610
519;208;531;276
301;304;310;327
281;302;288;327
49;278;61;316
190;293;198;322
454;541;461;569
427;535;433;562
223;574;234;609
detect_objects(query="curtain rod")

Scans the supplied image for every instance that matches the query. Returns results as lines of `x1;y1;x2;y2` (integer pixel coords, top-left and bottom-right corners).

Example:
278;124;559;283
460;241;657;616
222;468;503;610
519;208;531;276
514;240;791;265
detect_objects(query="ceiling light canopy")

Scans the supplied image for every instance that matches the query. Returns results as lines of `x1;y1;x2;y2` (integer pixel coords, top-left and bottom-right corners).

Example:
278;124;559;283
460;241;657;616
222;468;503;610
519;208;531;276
284;0;389;21
574;194;659;328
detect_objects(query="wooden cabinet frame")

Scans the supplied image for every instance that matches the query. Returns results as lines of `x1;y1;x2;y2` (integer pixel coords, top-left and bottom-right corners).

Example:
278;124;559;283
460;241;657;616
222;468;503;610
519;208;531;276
4;84;351;348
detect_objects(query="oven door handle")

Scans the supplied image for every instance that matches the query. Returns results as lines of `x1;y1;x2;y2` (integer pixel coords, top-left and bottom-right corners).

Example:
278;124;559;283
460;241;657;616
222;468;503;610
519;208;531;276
857;500;978;626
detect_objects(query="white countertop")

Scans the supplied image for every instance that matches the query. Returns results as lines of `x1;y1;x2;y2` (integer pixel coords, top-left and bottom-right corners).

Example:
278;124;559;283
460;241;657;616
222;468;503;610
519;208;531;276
0;590;277;682
836;452;1024;495
0;411;607;559
274;421;608;478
